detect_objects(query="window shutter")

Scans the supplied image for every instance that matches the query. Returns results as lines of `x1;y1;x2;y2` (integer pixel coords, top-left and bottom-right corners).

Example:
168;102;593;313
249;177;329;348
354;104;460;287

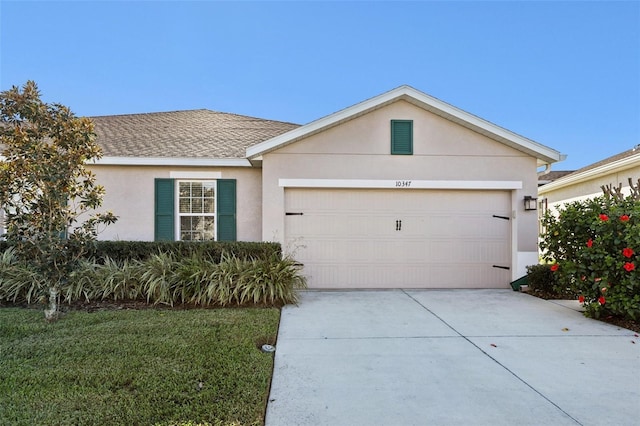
154;178;175;241
391;120;413;155
217;179;237;241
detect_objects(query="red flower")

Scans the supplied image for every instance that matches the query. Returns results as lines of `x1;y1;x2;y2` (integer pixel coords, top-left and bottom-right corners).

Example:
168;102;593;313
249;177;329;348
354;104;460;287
578;295;585;304
598;296;606;305
550;264;559;272
624;262;635;272
623;248;634;258
620;214;630;222
586;239;593;248
599;214;609;221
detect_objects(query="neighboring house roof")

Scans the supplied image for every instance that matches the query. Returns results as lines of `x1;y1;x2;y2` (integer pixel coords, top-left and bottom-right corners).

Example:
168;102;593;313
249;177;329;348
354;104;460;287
247;85;564;166
538;170;574;185
91;109;299;166
539;146;640;194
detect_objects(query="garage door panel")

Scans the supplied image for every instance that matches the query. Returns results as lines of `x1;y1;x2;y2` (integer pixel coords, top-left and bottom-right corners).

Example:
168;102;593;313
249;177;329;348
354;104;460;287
303;263;510;288
285;188;511;289
414;215;508;237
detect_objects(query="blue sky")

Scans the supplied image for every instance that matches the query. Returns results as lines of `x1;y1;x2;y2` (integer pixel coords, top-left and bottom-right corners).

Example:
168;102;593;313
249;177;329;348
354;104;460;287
1;1;638;170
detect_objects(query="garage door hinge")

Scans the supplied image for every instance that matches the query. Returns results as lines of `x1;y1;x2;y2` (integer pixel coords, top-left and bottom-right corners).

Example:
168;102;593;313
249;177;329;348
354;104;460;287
492;214;510;220
492;265;510;270
285;212;304;216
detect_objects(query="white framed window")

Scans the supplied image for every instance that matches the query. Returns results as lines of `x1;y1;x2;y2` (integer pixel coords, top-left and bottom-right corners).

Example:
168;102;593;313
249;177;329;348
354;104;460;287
176;180;216;241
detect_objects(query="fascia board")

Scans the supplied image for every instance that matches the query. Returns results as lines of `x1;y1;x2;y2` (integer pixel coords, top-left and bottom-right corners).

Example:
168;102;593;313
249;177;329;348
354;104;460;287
539;153;640;194
1;155;252;167
90;156;252;167
246;85;563;164
401;89;563;164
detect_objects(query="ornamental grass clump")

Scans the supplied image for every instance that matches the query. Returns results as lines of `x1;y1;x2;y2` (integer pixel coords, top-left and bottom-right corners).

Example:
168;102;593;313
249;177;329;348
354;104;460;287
540;192;640;320
0;250;306;309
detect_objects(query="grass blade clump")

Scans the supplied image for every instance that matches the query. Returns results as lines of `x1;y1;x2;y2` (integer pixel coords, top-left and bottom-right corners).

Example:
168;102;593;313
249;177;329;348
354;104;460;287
1;248;306;308
136;252;179;306
0;247;46;304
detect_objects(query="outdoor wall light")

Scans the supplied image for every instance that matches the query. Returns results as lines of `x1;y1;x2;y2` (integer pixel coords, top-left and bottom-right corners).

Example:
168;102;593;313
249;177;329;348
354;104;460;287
524;195;538;211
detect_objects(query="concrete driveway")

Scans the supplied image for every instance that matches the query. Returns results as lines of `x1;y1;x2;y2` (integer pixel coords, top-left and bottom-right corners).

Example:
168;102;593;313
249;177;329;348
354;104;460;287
265;289;639;426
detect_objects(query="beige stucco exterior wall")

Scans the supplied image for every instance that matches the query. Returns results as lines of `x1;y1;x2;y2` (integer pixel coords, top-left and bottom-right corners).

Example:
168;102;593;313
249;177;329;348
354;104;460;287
89;165;262;241
261;100;541;278
540;165;640;212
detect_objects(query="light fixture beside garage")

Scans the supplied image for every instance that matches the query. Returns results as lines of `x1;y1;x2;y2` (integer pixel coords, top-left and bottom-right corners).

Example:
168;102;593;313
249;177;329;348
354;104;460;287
524;195;538;211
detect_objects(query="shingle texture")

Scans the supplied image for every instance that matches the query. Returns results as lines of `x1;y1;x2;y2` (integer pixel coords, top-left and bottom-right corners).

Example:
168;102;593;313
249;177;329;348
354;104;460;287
570;146;640;175
538;170;574;183
91;109;299;159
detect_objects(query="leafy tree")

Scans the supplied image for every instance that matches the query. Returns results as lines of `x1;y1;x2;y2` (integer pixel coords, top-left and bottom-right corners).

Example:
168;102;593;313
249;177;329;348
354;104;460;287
540;190;640;320
0;81;117;321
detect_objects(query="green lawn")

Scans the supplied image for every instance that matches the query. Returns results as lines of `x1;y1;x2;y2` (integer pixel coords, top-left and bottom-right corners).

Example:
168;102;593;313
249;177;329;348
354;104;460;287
0;307;280;426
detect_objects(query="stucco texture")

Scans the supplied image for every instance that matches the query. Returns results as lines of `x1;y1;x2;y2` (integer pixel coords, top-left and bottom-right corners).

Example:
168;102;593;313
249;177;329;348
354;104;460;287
90;165;262;241
261;100;540;259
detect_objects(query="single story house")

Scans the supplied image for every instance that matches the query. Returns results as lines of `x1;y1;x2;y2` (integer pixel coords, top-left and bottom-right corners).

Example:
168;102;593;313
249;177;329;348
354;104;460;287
88;85;563;289
538;147;640;216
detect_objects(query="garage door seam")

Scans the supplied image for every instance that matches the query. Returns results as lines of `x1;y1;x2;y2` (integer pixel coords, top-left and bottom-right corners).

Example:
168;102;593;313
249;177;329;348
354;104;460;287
401;289;583;426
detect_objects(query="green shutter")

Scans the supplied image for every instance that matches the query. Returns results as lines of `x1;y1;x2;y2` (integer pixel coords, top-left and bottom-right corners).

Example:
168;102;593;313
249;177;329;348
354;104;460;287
391;120;413;155
217;179;236;241
154;178;175;241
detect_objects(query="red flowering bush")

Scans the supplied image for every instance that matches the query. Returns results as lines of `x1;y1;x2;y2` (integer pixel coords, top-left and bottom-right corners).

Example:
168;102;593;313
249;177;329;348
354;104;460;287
540;195;640;320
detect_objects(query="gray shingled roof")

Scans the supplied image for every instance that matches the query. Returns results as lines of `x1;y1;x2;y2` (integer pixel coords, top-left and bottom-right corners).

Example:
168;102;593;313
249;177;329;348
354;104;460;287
91;109;300;159
568;146;640;175
538;170;574;183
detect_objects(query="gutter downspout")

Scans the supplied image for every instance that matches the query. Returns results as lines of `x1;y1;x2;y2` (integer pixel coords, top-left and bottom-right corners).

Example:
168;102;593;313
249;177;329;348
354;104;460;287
537;163;551;177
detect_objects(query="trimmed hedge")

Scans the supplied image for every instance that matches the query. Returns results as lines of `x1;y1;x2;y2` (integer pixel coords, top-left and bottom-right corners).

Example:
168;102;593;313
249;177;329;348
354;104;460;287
0;240;281;263
526;263;561;294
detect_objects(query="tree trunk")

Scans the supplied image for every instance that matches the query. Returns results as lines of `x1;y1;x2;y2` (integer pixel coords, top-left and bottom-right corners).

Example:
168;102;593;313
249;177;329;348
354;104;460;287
44;286;60;322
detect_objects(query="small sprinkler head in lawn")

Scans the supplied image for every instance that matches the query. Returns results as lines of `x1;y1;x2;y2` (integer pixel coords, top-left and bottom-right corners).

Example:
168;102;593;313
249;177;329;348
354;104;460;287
261;344;275;353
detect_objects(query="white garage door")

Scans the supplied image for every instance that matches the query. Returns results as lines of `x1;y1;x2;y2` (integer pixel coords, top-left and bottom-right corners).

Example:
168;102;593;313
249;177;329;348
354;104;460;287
284;188;512;289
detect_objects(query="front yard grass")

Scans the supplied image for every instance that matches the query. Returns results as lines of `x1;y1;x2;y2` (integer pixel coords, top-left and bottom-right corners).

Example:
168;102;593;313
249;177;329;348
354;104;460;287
0;307;280;426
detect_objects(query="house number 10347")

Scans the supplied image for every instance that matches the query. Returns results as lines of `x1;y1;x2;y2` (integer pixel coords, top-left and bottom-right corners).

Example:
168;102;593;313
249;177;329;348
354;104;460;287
395;180;412;188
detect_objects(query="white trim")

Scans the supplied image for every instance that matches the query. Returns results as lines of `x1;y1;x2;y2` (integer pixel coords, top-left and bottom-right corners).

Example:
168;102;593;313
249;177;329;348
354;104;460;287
539;152;640;194
91;156;252;167
278;178;523;190
247;85;563;164
517;251;539;280
174;180;217;241
170;171;222;179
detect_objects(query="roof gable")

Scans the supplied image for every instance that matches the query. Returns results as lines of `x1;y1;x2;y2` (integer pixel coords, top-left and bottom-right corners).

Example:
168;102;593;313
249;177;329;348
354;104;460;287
246;85;563;166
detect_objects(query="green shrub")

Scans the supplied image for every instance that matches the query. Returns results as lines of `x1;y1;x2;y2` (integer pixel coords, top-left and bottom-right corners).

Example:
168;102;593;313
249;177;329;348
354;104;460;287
89;241;281;263
0;247;46;304
526;263;562;294
0;240;281;263
232;254;307;305
540;194;640;320
1;248;306;308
